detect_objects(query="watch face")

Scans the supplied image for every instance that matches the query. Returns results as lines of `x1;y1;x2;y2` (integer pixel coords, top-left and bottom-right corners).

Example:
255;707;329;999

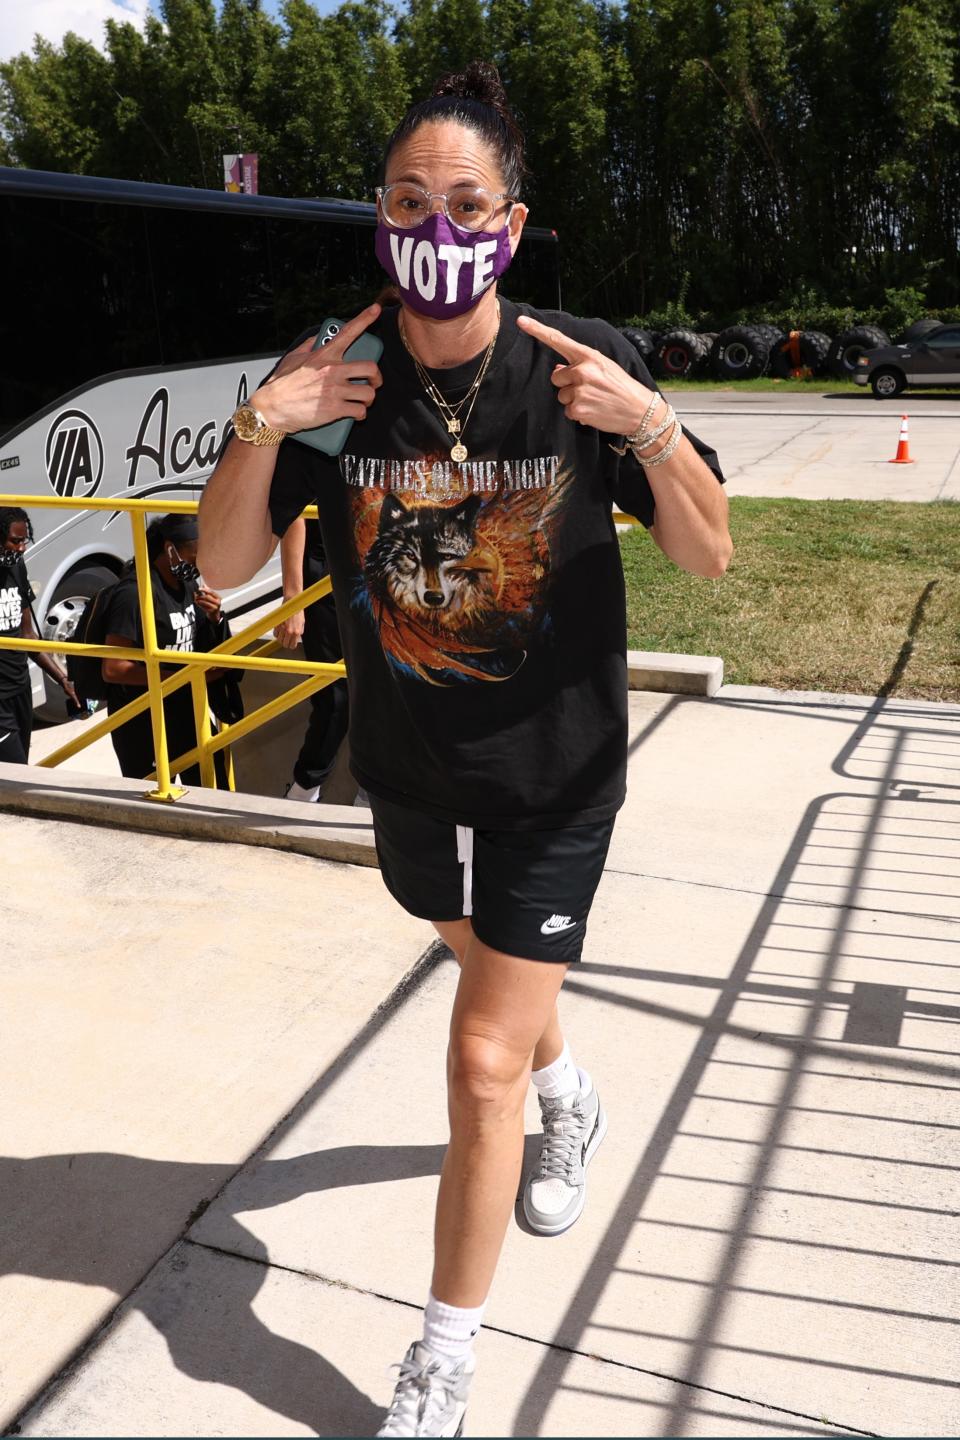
234;405;259;441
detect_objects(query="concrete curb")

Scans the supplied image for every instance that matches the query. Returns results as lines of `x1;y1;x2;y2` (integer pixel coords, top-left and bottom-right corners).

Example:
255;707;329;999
628;649;723;696
0;761;379;866
0;653;721;859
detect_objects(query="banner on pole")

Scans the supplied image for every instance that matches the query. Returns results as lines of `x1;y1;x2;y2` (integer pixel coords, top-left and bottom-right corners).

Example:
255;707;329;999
223;153;259;194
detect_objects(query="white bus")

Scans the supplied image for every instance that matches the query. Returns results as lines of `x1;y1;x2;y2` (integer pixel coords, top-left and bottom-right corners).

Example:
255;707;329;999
0;167;561;717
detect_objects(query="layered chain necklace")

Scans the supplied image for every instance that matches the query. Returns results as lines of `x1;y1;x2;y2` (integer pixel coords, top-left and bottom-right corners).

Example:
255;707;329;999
399;304;500;464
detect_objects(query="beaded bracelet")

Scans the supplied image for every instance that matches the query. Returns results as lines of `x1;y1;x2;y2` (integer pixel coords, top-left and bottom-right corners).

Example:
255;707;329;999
609;396;675;455
636;417;684;467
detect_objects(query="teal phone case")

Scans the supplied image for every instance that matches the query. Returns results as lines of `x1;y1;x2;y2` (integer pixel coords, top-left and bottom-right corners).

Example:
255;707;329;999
290;318;384;456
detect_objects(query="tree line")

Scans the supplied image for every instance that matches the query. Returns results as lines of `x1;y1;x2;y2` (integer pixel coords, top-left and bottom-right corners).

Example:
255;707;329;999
1;0;958;325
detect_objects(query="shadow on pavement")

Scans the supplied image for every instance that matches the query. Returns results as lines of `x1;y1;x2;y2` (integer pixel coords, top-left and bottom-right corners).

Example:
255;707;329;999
514;616;960;1435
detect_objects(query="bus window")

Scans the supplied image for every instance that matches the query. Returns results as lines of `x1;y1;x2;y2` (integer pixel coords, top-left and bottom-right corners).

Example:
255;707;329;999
268;216;383;340
143;207;280;365
0;194;158;433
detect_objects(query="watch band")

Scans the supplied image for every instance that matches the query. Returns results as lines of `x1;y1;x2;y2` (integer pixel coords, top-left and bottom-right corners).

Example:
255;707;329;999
233;404;287;447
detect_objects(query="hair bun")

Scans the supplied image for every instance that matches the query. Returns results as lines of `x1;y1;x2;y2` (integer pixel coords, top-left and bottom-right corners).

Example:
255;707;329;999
432;60;509;116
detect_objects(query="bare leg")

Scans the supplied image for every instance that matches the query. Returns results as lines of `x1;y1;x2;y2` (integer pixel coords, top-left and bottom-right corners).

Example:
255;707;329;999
431;935;569;1307
434;920;564;1071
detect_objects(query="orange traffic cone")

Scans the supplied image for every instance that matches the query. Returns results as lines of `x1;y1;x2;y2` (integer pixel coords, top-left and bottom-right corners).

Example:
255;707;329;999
889;413;914;464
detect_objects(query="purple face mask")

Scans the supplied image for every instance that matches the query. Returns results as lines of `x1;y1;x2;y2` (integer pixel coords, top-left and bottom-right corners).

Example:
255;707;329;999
375;211;514;319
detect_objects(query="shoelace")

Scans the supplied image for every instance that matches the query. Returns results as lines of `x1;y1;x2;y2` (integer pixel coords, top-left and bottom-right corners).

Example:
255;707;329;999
380;1355;456;1437
537;1096;588;1182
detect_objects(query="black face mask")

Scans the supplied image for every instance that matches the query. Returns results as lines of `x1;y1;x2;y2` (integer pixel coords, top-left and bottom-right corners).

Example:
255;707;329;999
0;548;24;568
168;546;200;584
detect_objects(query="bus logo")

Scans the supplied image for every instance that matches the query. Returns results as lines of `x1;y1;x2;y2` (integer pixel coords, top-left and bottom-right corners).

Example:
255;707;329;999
45;410;104;498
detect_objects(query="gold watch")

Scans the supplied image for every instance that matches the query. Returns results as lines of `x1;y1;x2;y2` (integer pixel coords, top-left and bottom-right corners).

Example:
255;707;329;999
232;403;287;447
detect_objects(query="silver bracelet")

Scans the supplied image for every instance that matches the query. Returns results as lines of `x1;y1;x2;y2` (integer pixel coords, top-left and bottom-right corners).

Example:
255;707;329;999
609;393;661;455
635;417;683;467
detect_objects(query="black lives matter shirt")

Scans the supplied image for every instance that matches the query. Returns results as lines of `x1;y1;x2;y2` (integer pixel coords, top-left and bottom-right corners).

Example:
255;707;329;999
0;558;34;700
103;570;204;716
268;299;725;830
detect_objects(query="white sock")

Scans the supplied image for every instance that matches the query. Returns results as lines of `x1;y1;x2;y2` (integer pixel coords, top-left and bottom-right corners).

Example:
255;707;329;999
286;780;320;802
422;1290;485;1361
531;1040;591;1100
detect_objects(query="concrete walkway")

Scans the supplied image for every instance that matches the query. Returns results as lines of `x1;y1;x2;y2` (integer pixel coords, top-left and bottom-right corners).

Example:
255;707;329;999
3;685;960;1438
669;390;960;501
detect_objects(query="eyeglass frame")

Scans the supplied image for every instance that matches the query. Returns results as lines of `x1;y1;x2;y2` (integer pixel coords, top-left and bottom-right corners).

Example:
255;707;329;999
375;183;516;231
2;534;30;550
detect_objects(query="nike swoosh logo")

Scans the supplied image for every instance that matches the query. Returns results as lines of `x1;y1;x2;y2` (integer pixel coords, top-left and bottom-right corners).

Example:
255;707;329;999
540;916;576;935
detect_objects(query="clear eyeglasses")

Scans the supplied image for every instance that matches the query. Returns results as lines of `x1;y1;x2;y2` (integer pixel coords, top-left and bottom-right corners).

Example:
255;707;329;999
376;183;514;232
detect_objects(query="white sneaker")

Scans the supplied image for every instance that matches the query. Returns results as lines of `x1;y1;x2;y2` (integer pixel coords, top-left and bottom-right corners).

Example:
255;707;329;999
376;1341;474;1437
523;1069;607;1235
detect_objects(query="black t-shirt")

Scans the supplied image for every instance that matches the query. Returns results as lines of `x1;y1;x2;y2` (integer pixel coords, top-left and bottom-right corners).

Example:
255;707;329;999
267;298;725;830
103;570;206;711
0;557;34;699
303;518;327;585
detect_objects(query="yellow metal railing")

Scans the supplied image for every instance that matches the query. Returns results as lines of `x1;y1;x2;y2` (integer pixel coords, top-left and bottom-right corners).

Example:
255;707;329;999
0;493;343;802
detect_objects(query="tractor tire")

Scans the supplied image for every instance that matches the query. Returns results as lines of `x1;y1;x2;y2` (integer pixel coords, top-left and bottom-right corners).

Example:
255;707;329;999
695;334;718;375
712;324;772;380
828;325;891;377
898;318;941;344
652;328;706;380
619;327;656;364
755;323;785;348
770;329;833;379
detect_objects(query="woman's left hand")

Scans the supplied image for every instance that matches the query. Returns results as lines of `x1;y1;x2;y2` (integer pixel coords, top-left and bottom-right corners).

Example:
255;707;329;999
516;314;662;435
194;584;223;620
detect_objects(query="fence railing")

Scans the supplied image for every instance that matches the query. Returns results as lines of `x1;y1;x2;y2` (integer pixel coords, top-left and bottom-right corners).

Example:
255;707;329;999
0;493;343;802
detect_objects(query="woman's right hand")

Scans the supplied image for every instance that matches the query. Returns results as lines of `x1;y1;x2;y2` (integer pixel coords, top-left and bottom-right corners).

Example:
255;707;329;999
252;304;383;433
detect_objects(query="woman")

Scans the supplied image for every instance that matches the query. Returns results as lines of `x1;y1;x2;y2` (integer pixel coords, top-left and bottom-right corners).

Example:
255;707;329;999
200;62;730;1437
103;513;228;787
0;506;81;763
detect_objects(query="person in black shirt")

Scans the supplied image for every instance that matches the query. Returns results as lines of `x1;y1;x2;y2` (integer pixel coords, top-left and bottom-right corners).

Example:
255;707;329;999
0;507;81;764
273;515;349;801
199;62;731;1436
102;514;228;787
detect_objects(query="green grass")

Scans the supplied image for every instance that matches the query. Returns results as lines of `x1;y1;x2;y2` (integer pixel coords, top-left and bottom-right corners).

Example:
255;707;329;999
661;376;861;393
621;498;960;700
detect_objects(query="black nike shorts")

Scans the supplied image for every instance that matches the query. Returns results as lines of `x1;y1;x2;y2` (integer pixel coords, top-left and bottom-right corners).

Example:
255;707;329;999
369;794;615;964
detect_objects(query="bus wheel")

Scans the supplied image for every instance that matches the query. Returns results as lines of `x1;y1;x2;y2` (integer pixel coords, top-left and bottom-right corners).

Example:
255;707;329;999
37;565;117;722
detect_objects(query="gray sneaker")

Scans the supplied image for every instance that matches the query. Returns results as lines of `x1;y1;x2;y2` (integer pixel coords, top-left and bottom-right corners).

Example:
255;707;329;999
523;1069;607;1235
376;1341;474;1437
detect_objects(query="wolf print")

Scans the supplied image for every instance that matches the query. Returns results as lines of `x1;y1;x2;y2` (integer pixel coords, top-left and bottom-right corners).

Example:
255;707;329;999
365;493;486;621
351;466;573;684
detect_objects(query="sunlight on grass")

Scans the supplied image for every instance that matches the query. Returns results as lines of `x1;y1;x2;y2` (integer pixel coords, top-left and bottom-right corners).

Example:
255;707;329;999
621;499;960;700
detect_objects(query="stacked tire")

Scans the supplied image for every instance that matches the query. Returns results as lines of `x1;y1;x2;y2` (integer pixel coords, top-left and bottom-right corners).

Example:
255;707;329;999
899;318;941;343
828;325;890;377
769;329;832;378
652;328;709;379
711;324;775;380
619;327;657;367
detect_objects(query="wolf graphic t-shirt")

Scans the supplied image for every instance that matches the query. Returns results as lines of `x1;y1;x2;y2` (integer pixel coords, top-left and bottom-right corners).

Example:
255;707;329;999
0;558;34;699
267;299;725;830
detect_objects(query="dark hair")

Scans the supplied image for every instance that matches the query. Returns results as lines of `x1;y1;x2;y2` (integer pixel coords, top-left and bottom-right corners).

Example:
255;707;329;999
145;513;198;563
382;60;527;198
0;507;33;544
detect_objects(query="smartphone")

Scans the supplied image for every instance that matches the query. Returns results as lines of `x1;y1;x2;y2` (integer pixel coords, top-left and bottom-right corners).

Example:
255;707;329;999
290;317;384;456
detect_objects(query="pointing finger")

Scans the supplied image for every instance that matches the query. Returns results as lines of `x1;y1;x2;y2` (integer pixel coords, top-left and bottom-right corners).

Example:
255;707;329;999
322;303;382;360
516;313;593;364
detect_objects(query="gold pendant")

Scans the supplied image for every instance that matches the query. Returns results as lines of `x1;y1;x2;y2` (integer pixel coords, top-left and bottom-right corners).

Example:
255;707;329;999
450;442;468;463
447;418;461;434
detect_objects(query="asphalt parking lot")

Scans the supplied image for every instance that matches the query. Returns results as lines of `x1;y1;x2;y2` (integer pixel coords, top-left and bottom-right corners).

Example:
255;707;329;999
668;389;960;501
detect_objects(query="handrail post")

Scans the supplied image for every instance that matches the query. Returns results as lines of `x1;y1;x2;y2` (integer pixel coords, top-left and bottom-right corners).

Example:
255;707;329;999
131;511;185;802
190;669;218;789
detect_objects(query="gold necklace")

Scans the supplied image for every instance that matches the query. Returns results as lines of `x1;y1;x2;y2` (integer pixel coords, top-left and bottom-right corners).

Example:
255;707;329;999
399;305;500;464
